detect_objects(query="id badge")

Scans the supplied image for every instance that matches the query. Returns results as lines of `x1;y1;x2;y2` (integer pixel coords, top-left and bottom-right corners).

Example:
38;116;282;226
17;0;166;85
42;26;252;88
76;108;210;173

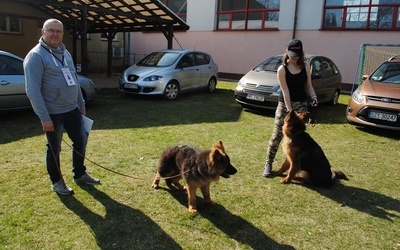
61;67;77;86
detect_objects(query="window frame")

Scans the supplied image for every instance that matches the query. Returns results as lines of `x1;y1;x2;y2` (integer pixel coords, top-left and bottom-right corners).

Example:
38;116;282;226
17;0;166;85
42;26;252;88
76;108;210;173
159;0;187;22
323;0;400;31
216;0;280;31
0;16;22;34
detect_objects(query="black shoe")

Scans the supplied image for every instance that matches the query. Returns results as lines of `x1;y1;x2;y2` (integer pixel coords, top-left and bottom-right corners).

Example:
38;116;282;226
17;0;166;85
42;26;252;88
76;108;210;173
262;163;273;178
74;172;100;185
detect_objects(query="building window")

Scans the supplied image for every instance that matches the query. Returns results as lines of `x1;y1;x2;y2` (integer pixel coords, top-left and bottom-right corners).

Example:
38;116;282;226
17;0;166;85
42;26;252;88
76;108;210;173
324;0;400;30
159;0;187;22
0;16;21;34
217;0;280;30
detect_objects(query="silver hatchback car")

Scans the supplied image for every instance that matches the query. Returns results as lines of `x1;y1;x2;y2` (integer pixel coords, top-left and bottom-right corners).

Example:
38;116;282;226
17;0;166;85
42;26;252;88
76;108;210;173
0;50;96;112
119;49;218;100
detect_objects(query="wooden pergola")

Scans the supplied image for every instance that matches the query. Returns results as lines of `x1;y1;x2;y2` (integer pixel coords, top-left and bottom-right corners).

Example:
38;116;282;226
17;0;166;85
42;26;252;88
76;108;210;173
5;0;190;76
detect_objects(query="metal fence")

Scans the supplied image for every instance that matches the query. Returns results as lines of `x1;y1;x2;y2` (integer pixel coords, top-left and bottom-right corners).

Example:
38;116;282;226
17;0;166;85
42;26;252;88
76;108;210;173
83;52;147;73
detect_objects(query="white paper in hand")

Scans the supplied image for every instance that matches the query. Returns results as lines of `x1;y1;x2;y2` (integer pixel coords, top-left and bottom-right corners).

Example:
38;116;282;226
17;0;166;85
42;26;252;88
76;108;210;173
82;115;94;133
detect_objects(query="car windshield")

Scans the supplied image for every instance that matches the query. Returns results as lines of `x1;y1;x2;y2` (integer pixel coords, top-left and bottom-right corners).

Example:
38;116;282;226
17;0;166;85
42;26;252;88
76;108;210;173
253;56;282;72
137;52;181;67
370;61;400;84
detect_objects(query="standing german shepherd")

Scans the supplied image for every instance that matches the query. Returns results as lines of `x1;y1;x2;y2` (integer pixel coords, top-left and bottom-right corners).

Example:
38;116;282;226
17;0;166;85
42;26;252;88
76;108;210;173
272;110;348;187
151;141;237;213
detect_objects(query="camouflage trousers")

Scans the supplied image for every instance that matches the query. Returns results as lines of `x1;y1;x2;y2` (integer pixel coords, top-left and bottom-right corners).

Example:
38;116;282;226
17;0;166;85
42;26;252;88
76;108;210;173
265;101;308;165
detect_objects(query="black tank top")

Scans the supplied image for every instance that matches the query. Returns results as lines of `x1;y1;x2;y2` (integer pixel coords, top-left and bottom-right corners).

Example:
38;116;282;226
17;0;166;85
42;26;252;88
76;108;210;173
279;65;308;102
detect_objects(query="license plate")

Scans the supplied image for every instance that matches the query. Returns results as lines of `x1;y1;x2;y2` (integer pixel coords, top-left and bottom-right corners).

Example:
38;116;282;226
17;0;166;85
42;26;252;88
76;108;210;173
247;94;265;102
125;83;138;89
368;111;397;122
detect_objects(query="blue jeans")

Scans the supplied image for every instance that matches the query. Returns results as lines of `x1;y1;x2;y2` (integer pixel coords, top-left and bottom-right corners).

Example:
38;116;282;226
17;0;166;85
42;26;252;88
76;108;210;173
46;108;88;183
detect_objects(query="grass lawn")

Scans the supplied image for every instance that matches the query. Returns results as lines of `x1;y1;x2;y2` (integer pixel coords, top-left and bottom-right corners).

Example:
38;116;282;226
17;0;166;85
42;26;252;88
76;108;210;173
1;81;399;250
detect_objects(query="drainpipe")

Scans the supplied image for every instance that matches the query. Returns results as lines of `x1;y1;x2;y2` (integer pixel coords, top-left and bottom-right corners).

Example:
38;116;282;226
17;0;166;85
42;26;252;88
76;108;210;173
292;0;299;39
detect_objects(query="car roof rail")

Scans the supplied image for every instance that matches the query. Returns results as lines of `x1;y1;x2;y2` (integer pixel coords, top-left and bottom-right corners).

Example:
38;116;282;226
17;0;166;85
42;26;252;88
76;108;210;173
388;55;400;61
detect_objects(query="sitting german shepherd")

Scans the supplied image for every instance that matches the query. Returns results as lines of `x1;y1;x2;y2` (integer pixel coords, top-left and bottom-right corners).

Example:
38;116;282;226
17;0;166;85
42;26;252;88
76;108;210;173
151;141;237;213
272;110;348;187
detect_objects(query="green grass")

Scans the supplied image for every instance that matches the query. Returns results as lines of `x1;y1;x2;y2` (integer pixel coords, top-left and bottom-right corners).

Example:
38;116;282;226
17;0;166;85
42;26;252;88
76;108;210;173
1;82;399;250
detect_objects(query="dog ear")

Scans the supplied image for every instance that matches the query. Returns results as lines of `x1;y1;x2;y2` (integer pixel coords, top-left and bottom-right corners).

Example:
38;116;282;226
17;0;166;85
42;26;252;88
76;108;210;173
210;141;226;164
214;140;224;150
299;112;310;123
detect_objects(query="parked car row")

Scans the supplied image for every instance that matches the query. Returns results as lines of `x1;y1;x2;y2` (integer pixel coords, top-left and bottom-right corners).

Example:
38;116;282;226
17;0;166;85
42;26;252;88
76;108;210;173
3;47;399;132
0;50;96;112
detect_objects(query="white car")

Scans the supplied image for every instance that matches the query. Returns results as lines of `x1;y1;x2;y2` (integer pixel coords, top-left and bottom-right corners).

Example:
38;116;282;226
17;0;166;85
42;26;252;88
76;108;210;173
0;50;96;112
119;49;218;100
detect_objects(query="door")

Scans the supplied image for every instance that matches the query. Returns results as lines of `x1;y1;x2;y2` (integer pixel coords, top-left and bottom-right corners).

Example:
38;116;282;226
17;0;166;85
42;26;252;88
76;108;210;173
0;54;30;110
175;53;198;92
310;57;340;103
193;52;212;88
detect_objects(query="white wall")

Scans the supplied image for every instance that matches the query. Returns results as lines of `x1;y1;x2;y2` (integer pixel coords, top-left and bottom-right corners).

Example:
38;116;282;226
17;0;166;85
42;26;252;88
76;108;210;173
187;0;216;31
130;0;399;86
296;0;325;30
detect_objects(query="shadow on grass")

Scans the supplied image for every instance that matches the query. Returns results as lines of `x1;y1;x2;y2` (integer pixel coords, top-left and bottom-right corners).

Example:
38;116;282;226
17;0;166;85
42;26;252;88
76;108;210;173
89;88;242;130
163;189;295;250
0;88;242;143
355;126;400;139
0;109;41;144
306;182;400;221
58;185;182;250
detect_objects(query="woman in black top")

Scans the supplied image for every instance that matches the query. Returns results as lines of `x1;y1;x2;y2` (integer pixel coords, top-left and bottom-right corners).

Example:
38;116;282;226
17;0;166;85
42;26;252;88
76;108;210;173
262;39;318;177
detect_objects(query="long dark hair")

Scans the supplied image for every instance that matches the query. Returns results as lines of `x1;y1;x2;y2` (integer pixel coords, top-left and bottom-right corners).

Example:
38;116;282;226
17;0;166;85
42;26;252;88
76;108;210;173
282;51;305;68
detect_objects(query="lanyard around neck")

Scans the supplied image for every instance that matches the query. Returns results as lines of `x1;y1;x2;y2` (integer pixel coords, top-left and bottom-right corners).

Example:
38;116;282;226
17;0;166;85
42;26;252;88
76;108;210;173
41;44;68;67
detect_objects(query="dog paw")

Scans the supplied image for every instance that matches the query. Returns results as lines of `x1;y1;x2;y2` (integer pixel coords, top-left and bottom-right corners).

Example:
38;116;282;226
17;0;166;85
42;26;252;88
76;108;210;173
188;207;198;214
151;183;159;189
280;178;291;184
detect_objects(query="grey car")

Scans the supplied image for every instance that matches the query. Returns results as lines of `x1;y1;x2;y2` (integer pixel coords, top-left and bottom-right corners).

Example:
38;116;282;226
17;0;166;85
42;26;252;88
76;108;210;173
234;54;342;110
0;50;96;112
119;49;218;100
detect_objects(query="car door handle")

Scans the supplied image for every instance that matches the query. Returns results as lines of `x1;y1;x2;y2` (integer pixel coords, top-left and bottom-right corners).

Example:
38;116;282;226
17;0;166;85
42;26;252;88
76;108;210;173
0;80;10;86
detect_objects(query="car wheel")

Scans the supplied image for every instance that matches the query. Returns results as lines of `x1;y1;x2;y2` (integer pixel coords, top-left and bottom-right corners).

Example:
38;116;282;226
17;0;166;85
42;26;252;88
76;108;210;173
207;77;217;93
330;90;340;105
164;81;179;100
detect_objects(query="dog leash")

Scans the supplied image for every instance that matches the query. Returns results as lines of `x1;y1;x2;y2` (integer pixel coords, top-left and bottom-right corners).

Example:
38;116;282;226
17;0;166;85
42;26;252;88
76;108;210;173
309;105;317;127
48;132;188;181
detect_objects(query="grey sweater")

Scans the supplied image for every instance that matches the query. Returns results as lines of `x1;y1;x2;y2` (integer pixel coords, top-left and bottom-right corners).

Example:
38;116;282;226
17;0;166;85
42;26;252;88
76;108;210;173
24;38;85;122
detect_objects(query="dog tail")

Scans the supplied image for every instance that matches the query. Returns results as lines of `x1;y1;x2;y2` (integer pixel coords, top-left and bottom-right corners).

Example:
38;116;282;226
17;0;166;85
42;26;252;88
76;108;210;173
333;170;349;181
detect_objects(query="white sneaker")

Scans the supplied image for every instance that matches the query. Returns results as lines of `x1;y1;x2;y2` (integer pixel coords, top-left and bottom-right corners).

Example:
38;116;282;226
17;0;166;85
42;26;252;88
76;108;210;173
52;180;73;195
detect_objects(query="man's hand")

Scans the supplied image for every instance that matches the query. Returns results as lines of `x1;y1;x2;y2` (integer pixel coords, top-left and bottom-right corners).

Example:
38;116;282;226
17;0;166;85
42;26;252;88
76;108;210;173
42;120;54;132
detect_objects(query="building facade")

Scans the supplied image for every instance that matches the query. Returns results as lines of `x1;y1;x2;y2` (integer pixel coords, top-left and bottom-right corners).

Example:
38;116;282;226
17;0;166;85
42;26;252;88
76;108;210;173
131;0;400;88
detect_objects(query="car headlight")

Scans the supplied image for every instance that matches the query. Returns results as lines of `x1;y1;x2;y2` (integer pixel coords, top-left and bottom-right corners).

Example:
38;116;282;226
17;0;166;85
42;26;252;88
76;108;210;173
235;78;245;91
351;88;364;103
271;86;281;97
143;75;163;81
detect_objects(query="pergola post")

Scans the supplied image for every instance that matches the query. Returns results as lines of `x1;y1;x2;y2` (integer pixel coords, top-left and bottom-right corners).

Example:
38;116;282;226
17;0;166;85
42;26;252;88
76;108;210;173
80;4;88;76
